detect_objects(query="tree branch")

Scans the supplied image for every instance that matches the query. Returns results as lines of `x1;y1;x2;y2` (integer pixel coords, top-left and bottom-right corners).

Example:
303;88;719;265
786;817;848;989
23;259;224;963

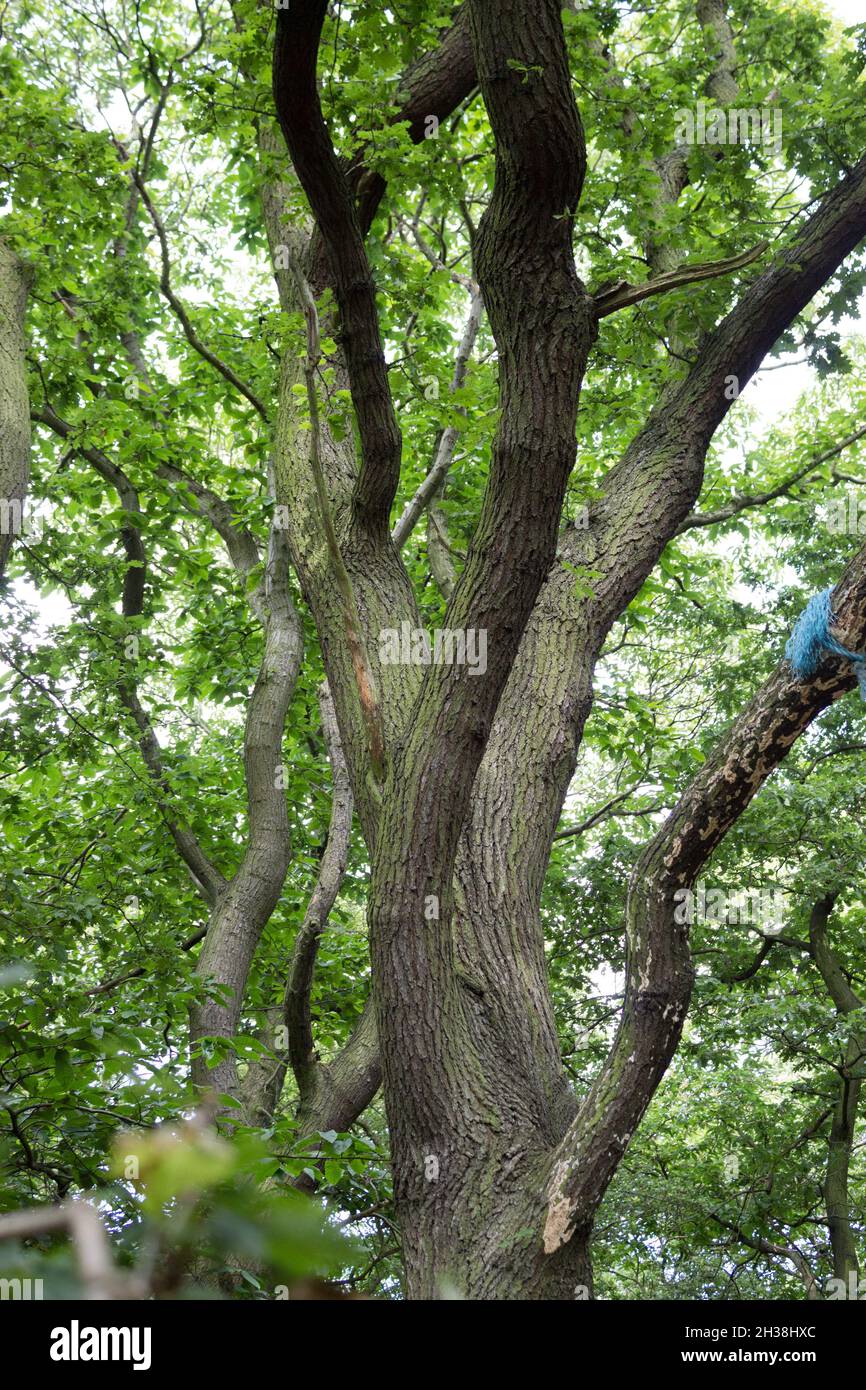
289;253;386;785
241;681;356;1126
284;682;354;1088
543;539;866;1254
30;405;227;908
592;242;768;319
679;424;866;533
191;465;303;1095
0;1201;142;1299
710;1215;821;1300
351;5;477;241
391;284;482;549
132;172;269;421
272;1;401;536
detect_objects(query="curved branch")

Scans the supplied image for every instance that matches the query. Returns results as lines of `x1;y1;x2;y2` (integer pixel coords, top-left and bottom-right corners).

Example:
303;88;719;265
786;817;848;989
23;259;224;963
190;482;304;1095
155;460;265;614
351;5;477;240
711;1216;821;1300
273;1;401;536
592;241;768;320
680;424;866;533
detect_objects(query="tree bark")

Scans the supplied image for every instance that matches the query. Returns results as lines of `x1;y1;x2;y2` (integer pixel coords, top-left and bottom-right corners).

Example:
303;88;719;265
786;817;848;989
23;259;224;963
0;240;32;580
190;515;302;1097
260;4;866;1296
809;895;863;1286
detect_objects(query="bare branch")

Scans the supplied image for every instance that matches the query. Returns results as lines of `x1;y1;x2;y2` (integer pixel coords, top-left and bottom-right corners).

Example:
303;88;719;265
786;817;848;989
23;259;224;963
679;424;866;533
711;1215;821;1300
593;241;768;319
391;286;482;549
132;172;269;421
553;790;665;842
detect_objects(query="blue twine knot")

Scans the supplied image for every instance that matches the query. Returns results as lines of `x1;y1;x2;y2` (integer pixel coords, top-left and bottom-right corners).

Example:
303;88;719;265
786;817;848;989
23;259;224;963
785;587;866;699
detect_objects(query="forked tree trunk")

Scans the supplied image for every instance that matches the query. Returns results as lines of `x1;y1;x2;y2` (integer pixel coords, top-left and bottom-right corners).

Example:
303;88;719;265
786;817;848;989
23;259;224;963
262;0;866;1298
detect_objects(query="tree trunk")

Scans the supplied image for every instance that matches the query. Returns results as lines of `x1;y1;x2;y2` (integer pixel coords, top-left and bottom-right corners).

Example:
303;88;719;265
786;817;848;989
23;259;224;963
265;2;866;1297
810;895;864;1287
0;239;32;580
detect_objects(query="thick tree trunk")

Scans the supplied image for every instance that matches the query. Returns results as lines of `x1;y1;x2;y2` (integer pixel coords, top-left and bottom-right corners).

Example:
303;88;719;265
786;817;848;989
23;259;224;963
400;1140;593;1300
265;4;866;1298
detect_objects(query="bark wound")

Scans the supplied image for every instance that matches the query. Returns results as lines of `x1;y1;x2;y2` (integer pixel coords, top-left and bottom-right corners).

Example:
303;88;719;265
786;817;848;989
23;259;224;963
543;1157;577;1253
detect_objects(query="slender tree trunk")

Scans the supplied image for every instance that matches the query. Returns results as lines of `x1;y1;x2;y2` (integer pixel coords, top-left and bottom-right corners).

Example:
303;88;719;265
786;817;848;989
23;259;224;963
810;895;864;1287
825;1069;861;1286
0;240;32;580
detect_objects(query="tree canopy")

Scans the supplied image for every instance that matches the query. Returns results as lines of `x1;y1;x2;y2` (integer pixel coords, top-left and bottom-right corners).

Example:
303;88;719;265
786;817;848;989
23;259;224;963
1;0;866;1301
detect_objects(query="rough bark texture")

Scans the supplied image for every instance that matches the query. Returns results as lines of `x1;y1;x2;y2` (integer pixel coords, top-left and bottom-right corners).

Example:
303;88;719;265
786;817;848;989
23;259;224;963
0;240;32;580
13;0;866;1307
22;0;860;1297
24;0;856;1298
273;0;402;537
361;0;597;1299
258;3;866;1297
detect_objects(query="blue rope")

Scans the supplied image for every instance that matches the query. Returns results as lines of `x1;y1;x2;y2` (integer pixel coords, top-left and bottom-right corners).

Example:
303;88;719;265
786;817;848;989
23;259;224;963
785;587;866;698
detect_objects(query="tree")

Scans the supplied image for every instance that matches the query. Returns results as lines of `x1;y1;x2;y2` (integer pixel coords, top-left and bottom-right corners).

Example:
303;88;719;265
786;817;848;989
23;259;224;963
0;238;31;579
2;0;866;1300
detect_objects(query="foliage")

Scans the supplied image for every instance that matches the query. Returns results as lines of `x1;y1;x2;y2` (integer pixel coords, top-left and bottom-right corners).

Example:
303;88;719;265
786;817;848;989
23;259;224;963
1;0;865;1297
